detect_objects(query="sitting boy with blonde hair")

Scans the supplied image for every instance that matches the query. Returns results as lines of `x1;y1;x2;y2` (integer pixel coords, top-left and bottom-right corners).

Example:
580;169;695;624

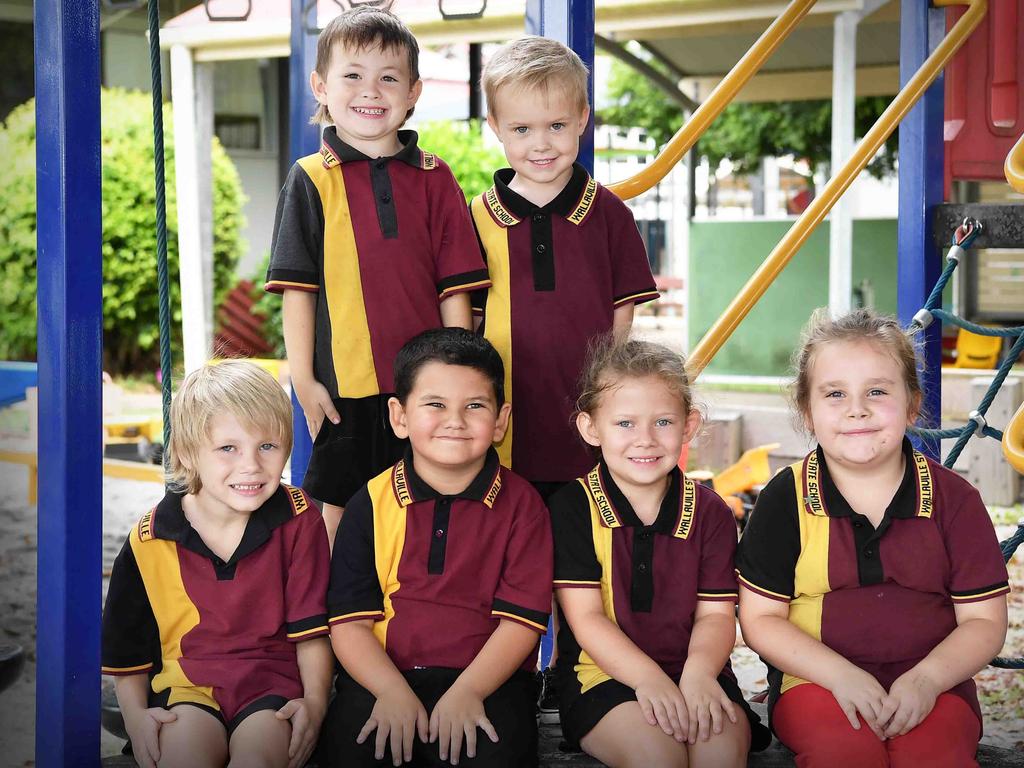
102;360;332;768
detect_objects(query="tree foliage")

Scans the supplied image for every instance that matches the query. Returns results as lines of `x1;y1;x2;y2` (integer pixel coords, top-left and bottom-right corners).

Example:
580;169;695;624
598;56;897;178
254;119;504;358
0;89;245;372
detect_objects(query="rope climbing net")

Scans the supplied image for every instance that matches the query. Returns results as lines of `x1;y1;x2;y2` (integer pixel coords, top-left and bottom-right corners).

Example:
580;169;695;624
906;218;1023;670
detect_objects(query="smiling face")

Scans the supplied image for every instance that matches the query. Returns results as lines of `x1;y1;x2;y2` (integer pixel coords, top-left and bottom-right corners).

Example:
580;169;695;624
577;375;699;498
310;41;422;157
803;340;919;472
388;361;511;489
189;412;287;519
487;83;589;202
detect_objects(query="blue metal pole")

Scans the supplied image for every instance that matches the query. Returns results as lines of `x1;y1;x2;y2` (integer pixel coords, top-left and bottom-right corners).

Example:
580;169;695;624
34;1;103;766
525;0;595;670
289;0;323;484
897;0;944;460
524;0;595;173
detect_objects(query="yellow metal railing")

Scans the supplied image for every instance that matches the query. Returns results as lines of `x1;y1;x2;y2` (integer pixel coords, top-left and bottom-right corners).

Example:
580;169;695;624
607;0;817;201
1006;130;1024;194
688;0;987;377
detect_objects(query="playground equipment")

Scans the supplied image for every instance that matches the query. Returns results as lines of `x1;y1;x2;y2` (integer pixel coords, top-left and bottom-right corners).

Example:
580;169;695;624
30;0;1024;764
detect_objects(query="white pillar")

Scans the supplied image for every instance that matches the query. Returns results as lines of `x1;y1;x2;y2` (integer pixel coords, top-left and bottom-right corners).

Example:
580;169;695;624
171;44;211;374
829;11;857;316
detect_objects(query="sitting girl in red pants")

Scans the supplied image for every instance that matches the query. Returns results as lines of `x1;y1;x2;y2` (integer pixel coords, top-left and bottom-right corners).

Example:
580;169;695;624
737;309;1009;768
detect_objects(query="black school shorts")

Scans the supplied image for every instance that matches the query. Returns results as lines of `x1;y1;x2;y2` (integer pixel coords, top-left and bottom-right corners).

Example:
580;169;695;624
318;668;539;767
302;395;407;507
559;672;770;752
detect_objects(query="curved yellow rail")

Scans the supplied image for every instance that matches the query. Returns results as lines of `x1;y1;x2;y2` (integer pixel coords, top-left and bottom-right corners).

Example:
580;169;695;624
1006;131;1024;194
607;0;817;201
1004;401;1024;474
689;0;987;377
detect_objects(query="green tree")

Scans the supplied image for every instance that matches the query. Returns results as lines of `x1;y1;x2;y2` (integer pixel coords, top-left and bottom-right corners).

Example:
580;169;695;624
0;88;245;372
598;56;896;178
255;119;504;358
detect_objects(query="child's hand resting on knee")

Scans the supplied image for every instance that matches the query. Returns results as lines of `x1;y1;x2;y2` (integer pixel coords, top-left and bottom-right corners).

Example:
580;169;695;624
828;664;888;740
679;669;738;744
635;671;689;743
276;697;327;768
357;686;429;767
878;668;940;738
123;707;177;768
429;681;499;765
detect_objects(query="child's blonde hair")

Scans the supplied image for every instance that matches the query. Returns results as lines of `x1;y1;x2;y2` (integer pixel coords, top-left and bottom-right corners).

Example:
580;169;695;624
792;307;923;432
310;5;420;126
167;360;293;494
576;336;695;418
482;36;589;117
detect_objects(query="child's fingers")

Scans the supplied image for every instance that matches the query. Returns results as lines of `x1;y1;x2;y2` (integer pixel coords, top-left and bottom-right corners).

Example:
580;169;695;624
448;723;464;765
356;716;378;745
305;415;321;440
708;700;724;739
437;715;451;762
478;714;499;744
719;692;738;725
320;396;341;425
417;705;430;744
428;707;439;743
670;699;689;743
652;699;674;736
151;709;177;724
463;722;477;761
373;720;390;762
143;728;161;767
839;700;862;731
877;695;898;730
695;704;711;744
276;700;299;721
136;739;157;768
638;696;658;728
389;720;405;767
402;719;416;764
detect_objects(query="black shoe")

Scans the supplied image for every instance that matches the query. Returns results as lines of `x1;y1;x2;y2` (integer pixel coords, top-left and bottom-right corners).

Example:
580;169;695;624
538;667;559;724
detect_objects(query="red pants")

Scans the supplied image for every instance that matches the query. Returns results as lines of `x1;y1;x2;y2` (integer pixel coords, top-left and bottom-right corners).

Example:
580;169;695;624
773;683;980;768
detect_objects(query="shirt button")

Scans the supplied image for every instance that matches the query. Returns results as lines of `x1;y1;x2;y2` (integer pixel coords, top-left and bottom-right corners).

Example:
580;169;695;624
865;547;875;558
376;159;386;169
638;563;647;573
380;194;391;203
536;244;546;253
854;520;864;529
533;213;544;222
435;529;444;538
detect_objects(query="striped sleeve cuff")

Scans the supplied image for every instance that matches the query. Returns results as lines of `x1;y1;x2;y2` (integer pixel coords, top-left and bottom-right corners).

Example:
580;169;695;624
613;288;660;308
554;579;601;589
438;269;491;301
950;582;1010;604
265;269;319;294
491;598;549;633
101;661;154;676
328;609;385;626
286;614;330;641
737;573;791;603
697;588;739;602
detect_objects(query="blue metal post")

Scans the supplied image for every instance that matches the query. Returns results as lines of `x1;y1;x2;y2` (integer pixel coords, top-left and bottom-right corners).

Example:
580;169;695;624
526;0;595;669
34;1;103;765
289;0;323;484
524;0;595;172
897;1;944;460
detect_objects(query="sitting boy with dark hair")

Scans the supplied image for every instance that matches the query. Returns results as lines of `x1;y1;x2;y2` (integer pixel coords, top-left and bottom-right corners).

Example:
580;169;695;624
320;327;553;767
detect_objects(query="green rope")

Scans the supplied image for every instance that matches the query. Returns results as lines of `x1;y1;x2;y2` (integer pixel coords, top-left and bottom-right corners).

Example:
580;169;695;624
930;309;1024;338
147;0;173;462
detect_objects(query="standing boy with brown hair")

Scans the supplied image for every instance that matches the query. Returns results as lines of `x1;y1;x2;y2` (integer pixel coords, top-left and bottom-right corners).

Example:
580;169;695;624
266;7;490;545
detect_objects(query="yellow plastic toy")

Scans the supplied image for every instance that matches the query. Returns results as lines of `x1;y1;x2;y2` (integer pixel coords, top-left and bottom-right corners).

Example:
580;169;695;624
953;328;1002;369
1003;401;1024;475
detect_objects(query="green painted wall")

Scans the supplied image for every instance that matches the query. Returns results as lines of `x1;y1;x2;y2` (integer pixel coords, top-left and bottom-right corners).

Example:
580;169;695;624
687;219;899;376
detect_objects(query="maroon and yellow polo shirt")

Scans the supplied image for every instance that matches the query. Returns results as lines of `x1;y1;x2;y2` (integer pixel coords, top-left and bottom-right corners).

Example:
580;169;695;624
327;448;553;672
551;463;740;693
470;165;659;483
736;439;1010;724
101;485;330;722
265;128;490;398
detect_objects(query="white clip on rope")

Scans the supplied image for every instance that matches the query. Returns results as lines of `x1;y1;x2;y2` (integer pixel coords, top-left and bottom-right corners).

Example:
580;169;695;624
968;410;987;436
912;309;934;330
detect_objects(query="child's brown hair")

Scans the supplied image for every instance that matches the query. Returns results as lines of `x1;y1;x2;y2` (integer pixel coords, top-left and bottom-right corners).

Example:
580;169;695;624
311;5;420;125
166;360;293;494
482;35;589;117
792;307;923;432
575;336;694;418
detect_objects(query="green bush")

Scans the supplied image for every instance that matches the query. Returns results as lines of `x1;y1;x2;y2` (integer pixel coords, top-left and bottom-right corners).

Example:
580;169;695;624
255;119;504;358
0;88;245;372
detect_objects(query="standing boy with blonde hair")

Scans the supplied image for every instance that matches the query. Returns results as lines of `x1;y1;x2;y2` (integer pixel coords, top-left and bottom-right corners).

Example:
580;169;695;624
474;36;659;719
266;6;490;545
